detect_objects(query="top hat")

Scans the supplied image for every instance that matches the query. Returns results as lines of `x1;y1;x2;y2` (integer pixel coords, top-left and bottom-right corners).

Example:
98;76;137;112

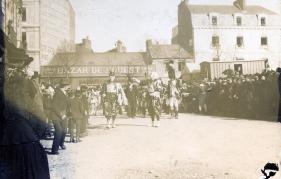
31;71;40;79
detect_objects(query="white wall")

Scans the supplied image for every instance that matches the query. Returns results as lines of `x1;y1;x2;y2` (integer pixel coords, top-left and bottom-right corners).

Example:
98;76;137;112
22;0;75;72
189;0;281;14
191;13;281;69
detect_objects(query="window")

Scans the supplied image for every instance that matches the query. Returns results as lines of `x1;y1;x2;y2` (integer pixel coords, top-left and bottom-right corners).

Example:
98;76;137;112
234;64;243;74
22;32;27;49
213;57;219;61
236;36;244;47
261;37;268;46
22;7;26;22
236;17;242;26
261;17;266;26
212;16;217;25
212;36;219;47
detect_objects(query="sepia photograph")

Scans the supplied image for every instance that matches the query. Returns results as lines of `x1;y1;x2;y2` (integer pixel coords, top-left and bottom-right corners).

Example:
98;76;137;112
1;0;281;178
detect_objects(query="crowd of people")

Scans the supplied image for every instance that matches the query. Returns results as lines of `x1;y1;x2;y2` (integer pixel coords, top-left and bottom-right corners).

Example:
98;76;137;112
180;70;279;121
1;59;281;178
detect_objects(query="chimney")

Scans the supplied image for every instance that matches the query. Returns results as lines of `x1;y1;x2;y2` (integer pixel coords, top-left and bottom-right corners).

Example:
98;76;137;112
115;40;126;53
146;39;153;51
234;0;246;10
82;36;92;50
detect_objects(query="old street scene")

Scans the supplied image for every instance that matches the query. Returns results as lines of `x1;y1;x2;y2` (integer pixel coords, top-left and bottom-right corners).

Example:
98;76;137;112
1;0;281;179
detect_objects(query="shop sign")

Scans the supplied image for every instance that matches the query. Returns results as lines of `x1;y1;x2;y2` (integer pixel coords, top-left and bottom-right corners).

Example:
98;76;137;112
41;65;150;77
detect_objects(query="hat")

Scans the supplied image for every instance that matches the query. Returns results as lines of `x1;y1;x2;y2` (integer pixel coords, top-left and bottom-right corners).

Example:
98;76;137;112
59;79;70;88
31;71;40;79
109;71;115;76
75;90;82;95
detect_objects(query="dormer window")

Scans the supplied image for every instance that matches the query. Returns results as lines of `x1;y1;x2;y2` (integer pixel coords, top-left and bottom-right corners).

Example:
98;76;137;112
261;17;266;26
257;14;267;26
212;16;217;25
236;17;242;26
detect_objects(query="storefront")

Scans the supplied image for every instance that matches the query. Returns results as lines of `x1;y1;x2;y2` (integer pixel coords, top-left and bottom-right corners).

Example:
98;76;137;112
40;52;151;88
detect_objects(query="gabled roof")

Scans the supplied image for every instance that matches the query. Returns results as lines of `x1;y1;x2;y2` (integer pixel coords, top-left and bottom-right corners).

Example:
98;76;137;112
188;5;277;15
148;44;193;59
47;52;147;66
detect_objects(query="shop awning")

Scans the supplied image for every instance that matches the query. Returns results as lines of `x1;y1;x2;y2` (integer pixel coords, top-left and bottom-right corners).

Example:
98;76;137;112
4;34;33;68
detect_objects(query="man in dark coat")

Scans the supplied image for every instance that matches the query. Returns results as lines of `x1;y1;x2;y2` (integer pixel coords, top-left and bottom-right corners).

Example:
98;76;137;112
69;90;84;142
167;60;176;80
276;68;281;122
125;75;139;119
80;88;89;135
50;81;70;154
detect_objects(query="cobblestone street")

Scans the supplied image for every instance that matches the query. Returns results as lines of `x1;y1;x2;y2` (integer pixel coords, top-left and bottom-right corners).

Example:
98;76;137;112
44;114;281;179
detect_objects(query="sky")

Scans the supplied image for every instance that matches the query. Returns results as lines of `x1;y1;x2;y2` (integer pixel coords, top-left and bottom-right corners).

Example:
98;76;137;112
69;0;280;52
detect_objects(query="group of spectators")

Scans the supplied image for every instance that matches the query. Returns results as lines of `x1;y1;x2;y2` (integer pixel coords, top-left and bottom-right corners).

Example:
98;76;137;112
41;81;92;154
180;70;279;121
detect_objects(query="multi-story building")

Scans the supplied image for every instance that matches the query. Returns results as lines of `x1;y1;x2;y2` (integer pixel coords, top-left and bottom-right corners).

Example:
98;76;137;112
178;0;281;77
1;0;31;67
22;0;75;72
2;0;23;47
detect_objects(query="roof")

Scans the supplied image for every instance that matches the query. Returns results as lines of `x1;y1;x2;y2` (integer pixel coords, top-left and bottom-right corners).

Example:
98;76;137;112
48;52;147;66
188;5;277;15
148;44;193;59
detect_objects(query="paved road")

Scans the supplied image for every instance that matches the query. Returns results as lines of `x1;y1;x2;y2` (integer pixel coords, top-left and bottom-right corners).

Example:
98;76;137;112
44;114;281;179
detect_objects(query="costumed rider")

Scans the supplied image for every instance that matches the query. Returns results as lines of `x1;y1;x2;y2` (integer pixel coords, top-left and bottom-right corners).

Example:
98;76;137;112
148;72;163;127
101;71;127;129
167;60;180;119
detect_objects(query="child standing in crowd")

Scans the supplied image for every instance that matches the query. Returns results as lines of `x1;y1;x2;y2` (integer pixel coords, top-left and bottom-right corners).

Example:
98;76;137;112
69;90;84;143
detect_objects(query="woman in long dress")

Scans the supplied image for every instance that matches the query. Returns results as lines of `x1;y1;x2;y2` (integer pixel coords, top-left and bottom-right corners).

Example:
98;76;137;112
0;68;50;179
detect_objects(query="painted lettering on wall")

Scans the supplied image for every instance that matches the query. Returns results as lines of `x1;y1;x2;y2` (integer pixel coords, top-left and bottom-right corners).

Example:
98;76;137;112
40;65;150;77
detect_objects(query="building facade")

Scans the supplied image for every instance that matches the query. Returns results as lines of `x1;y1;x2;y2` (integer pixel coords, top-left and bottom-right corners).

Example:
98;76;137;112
41;39;150;88
22;0;75;72
1;0;31;67
2;0;23;48
178;0;281;75
146;39;193;83
40;38;195;87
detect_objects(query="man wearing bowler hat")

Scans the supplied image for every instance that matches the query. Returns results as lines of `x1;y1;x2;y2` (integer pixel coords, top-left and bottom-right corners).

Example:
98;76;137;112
49;80;70;154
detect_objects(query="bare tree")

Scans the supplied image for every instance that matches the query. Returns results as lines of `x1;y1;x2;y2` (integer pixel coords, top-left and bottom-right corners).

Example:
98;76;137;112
56;40;76;80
